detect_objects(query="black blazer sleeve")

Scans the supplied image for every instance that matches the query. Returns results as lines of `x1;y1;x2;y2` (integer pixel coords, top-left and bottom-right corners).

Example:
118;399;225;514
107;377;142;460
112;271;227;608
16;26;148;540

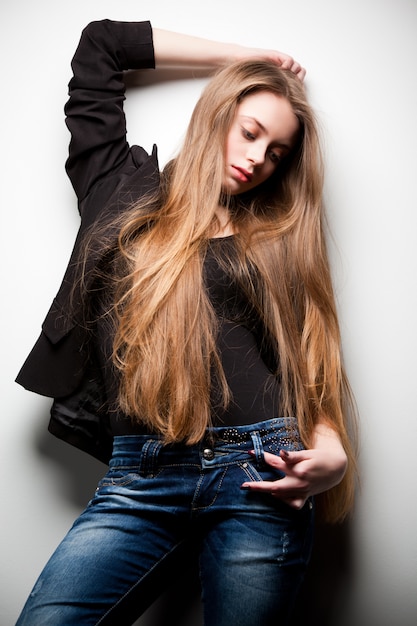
16;20;159;400
65;19;155;205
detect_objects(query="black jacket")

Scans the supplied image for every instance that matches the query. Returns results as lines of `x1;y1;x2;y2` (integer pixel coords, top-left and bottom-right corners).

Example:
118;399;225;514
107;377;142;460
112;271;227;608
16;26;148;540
16;20;160;463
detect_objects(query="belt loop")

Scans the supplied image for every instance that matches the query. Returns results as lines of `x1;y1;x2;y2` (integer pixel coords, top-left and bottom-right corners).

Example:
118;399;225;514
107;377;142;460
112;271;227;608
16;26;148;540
249;431;265;467
139;439;163;477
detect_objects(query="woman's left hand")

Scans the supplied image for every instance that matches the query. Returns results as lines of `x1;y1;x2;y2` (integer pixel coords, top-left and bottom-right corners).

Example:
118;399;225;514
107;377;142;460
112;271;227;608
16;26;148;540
241;424;348;509
233;46;306;81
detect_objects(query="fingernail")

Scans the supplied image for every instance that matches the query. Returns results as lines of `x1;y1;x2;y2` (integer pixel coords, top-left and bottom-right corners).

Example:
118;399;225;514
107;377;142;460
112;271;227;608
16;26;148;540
280;449;290;457
247;450;255;456
240;484;251;490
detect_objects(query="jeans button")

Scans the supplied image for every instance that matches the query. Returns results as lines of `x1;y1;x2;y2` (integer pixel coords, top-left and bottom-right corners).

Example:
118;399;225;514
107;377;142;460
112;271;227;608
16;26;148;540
203;448;215;460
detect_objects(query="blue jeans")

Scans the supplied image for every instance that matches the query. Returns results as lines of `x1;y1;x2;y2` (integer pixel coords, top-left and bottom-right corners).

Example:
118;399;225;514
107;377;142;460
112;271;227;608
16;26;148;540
16;418;314;626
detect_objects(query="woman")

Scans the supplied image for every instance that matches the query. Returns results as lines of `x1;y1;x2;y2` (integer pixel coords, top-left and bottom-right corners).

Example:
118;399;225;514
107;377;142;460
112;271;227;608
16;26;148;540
16;19;357;626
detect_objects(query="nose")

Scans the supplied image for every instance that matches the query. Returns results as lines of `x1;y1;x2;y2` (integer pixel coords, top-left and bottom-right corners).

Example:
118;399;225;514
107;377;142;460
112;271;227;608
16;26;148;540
246;143;265;166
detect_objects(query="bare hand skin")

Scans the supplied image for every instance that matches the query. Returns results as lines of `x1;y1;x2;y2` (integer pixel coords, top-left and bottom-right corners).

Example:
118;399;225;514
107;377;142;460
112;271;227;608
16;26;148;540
232;45;306;81
241;424;348;509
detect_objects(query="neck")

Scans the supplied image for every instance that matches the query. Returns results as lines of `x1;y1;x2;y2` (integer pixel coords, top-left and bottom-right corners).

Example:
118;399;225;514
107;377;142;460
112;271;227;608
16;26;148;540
212;205;236;238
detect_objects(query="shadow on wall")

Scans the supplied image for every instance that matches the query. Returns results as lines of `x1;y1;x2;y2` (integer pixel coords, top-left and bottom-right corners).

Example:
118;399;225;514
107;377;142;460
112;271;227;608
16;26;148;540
35;420;353;626
290;520;353;626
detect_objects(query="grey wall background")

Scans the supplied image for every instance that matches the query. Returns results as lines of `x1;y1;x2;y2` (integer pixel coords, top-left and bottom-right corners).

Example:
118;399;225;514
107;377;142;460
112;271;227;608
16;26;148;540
1;1;416;624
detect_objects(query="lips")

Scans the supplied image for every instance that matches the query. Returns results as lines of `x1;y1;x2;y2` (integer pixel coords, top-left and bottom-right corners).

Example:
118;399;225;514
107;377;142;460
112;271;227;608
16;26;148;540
232;166;253;183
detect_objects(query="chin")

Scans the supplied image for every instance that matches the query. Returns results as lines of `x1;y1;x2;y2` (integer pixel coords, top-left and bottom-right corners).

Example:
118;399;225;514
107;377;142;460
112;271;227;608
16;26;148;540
222;182;248;196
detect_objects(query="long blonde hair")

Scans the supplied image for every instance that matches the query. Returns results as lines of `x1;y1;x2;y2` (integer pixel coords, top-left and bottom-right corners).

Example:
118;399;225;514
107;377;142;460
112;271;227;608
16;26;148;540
99;60;357;521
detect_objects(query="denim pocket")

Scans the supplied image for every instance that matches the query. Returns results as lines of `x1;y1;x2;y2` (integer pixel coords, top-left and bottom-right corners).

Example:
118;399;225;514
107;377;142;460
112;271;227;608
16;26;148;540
239;460;286;483
98;467;141;488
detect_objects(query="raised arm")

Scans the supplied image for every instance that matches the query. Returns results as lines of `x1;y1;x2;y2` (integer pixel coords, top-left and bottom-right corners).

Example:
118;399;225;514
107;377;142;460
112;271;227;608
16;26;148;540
65;20;155;205
65;20;305;206
152;27;305;77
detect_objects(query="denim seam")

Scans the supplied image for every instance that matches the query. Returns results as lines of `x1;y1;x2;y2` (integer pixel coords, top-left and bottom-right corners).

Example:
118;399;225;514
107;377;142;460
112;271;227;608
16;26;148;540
239;462;264;482
98;476;139;488
191;467;228;512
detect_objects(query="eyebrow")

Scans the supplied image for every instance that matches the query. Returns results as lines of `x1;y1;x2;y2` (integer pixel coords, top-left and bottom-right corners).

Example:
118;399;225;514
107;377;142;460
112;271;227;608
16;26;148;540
240;115;293;151
241;114;293;152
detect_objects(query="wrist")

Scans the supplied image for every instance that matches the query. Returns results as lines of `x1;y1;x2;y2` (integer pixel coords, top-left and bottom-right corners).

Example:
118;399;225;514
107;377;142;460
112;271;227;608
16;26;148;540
152;28;239;69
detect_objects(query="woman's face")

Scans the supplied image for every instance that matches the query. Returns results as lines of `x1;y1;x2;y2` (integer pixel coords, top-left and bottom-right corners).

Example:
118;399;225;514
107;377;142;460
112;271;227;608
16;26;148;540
222;90;300;195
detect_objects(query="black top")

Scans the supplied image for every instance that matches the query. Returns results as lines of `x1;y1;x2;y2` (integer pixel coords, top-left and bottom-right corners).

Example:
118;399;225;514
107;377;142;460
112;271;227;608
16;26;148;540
203;236;282;426
98;235;282;434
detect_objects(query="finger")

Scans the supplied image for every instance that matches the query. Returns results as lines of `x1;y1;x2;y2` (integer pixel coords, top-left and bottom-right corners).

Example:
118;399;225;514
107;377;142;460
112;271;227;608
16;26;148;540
241;481;309;509
261;449;302;468
296;67;307;82
291;64;306;82
289;61;301;73
242;471;311;495
241;479;280;492
241;477;305;492
260;450;307;472
278;56;295;70
278;56;306;82
278;449;308;466
261;451;288;470
279;497;307;510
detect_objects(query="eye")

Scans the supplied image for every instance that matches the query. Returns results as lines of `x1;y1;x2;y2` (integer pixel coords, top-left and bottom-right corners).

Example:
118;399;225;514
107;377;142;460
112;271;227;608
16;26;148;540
269;150;282;164
241;127;256;141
